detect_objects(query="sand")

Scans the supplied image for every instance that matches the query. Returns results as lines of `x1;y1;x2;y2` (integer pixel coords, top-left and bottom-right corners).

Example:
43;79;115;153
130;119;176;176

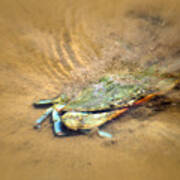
0;0;180;179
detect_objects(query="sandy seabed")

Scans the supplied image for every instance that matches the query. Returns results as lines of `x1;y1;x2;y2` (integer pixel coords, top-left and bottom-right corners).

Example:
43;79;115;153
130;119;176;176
0;0;180;180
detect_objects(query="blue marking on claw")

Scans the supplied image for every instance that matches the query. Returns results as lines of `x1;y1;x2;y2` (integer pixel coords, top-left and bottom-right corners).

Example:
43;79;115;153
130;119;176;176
98;130;112;138
52;110;63;135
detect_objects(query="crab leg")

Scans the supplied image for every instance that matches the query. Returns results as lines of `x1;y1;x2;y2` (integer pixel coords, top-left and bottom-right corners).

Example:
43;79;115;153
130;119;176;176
34;107;53;129
34;99;55;105
105;94;157;122
134;93;157;105
134;93;160;105
52;109;64;136
34;94;68;106
107;108;129;121
81;128;113;138
52;104;66;136
97;130;113;138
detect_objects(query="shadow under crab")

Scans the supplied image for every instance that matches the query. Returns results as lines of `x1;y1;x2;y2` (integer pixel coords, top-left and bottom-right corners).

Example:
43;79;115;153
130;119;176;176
33;69;179;138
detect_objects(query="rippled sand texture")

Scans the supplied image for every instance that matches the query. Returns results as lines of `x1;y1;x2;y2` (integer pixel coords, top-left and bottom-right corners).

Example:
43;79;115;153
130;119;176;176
0;0;180;180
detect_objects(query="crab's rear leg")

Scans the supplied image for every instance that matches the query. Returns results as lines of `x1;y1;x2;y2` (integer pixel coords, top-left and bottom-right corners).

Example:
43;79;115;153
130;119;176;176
105;94;157;123
134;93;157;106
96;93;157;137
81;94;157;138
34;107;53;129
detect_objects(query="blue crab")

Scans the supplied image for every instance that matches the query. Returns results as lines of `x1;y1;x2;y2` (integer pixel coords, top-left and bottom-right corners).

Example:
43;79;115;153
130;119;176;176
33;70;178;138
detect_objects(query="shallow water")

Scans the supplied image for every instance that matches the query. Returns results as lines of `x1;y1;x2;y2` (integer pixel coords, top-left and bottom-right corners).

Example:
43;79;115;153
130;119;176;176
0;0;180;179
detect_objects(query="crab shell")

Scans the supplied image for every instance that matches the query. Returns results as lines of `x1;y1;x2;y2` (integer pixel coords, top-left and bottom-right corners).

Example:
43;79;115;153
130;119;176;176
59;74;178;131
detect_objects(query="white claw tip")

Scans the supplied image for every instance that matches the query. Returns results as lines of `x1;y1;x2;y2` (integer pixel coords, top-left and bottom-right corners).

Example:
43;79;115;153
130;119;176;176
56;132;64;136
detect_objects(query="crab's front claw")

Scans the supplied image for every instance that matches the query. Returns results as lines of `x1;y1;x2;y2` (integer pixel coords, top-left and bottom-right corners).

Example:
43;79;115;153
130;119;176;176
34;107;53;129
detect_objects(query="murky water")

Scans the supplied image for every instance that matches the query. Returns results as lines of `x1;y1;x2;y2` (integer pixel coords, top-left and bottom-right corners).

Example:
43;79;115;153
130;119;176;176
0;0;180;179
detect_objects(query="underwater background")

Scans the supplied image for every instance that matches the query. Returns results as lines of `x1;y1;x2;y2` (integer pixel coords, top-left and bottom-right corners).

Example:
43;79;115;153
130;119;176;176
0;0;180;179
